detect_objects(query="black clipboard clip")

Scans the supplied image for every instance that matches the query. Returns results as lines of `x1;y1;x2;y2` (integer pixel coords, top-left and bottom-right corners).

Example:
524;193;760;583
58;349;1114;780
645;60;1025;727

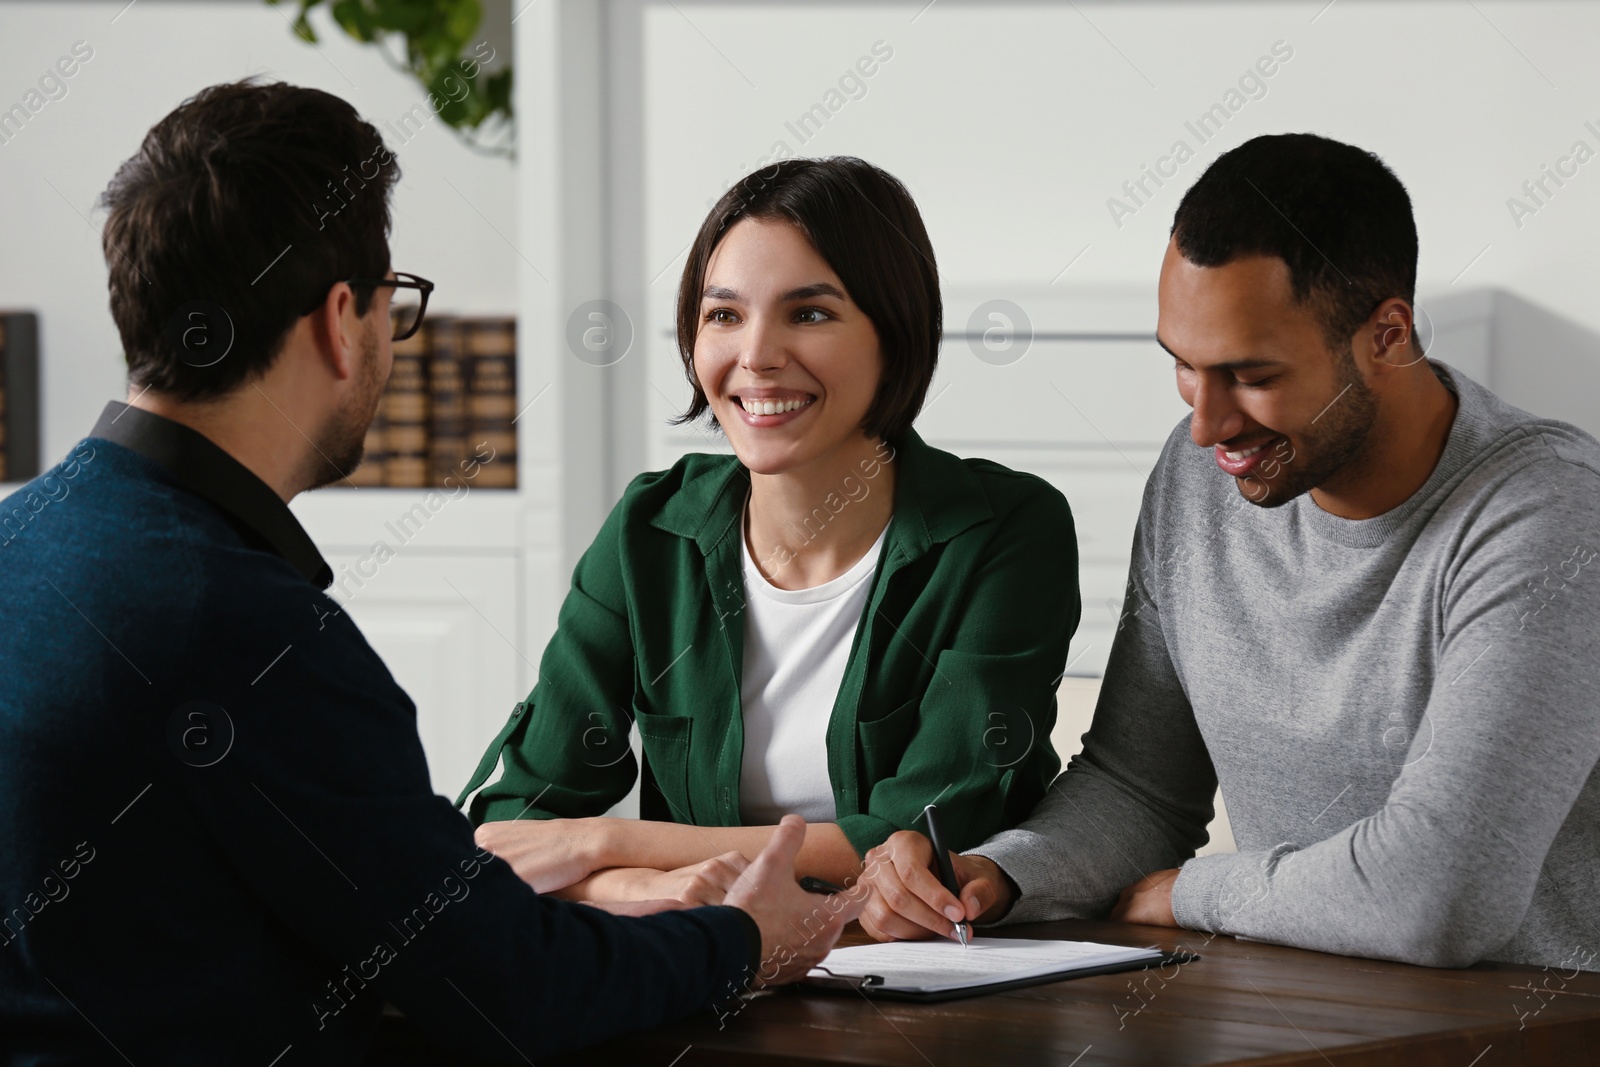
806;965;885;991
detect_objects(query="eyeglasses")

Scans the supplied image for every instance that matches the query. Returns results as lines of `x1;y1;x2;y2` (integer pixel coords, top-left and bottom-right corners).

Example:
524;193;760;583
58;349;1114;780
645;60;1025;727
348;272;434;342
302;272;435;342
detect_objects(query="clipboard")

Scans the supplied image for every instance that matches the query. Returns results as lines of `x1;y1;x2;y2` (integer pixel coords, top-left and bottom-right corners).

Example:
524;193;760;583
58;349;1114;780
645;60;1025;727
802;938;1199;1003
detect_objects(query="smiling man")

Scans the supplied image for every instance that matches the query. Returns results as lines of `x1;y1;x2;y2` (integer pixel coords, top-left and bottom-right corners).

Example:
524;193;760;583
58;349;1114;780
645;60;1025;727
857;133;1600;973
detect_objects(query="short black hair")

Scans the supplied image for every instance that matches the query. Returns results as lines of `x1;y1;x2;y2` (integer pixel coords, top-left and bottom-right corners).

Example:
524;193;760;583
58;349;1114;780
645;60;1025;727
674;156;940;442
100;80;399;401
1171;133;1417;350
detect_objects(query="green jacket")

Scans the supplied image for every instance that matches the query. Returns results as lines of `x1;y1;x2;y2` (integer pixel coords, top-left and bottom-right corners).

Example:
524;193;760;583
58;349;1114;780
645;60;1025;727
457;430;1080;856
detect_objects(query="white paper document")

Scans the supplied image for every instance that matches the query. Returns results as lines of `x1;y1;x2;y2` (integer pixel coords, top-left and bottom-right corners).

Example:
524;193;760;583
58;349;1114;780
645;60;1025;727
806;937;1164;995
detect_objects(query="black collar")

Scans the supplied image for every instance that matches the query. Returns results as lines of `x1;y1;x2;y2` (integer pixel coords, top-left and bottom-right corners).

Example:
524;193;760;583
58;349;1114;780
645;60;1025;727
90;401;334;590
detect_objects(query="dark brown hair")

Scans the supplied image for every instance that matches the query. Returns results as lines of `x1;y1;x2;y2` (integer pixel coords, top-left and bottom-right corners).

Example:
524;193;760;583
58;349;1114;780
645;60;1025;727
673;156;940;441
100;79;399;401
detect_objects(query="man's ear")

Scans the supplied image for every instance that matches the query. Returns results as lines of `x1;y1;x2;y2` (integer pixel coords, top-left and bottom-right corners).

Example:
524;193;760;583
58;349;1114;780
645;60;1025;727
311;281;362;382
1365;298;1424;373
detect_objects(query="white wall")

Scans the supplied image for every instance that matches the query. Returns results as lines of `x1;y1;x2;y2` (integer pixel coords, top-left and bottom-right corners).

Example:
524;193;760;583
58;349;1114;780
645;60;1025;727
610;0;1600;677
632;0;1600;422
7;0;1597;684
0;0;517;469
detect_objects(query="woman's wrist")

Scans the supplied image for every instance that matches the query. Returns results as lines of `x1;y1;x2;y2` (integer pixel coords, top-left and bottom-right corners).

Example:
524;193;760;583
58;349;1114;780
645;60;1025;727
593;867;657;902
582;816;626;870
554;866;646;903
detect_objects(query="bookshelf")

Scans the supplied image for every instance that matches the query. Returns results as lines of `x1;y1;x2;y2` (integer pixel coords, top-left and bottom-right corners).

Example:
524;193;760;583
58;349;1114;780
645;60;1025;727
344;314;520;491
0;311;40;488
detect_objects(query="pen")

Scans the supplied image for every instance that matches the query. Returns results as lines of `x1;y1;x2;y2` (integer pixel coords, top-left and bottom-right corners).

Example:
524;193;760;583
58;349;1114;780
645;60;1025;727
921;803;970;948
799;876;846;895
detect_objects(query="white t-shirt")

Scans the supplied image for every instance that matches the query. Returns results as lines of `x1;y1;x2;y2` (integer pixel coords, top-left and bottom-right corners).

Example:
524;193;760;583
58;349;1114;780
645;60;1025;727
737;505;889;825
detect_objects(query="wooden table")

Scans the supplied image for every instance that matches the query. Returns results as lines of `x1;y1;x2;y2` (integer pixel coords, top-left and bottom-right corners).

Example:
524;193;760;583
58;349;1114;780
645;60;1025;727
542;919;1600;1066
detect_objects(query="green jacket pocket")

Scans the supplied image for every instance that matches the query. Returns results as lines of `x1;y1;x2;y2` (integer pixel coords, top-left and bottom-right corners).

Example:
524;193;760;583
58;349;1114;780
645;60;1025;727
857;695;920;785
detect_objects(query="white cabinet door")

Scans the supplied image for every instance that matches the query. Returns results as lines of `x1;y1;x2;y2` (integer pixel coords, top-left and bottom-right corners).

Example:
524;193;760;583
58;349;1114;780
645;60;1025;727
318;550;527;800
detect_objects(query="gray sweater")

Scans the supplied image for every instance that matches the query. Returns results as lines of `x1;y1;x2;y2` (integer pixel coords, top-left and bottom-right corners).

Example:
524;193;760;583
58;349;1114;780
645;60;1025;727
970;362;1600;971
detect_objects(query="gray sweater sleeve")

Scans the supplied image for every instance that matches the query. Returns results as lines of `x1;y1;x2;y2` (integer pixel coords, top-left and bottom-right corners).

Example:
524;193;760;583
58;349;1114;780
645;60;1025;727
1168;449;1600;968
966;493;1218;923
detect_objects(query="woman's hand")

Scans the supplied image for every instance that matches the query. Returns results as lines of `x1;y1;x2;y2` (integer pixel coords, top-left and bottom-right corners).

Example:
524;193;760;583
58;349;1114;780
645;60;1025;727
858;830;1016;942
640;852;752;906
473;817;613;893
561;854;753;906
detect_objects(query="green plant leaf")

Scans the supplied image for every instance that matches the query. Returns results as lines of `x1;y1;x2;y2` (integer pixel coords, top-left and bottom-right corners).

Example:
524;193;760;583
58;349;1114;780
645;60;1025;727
443;0;482;43
264;0;512;152
330;0;379;41
289;0;324;42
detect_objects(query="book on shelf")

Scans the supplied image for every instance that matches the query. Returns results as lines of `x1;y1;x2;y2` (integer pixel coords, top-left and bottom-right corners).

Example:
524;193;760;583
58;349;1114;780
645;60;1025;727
427;318;468;487
0;311;40;485
349;314;517;490
462;318;517;489
382;322;431;488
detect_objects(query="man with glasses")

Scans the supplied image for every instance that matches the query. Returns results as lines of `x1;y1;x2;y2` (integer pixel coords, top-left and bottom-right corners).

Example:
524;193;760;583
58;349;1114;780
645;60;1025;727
0;81;858;1064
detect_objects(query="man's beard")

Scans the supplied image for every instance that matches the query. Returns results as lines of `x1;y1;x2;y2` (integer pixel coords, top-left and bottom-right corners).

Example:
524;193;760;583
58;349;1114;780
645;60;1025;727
1238;346;1379;508
307;327;384;490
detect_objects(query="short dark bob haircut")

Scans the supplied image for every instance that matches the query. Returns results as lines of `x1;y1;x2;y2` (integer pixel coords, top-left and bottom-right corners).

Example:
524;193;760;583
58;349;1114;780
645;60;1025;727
1171;132;1418;352
673;156;940;442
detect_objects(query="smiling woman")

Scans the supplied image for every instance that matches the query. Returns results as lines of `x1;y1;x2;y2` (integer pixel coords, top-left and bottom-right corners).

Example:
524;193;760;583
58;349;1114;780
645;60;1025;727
456;157;1082;908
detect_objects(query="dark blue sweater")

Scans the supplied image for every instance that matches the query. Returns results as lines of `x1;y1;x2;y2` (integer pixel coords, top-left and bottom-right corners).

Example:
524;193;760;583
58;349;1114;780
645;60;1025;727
0;404;758;1064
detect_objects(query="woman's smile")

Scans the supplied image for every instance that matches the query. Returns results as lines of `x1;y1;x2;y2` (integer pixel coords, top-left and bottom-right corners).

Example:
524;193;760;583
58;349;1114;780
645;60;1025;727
731;389;817;424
